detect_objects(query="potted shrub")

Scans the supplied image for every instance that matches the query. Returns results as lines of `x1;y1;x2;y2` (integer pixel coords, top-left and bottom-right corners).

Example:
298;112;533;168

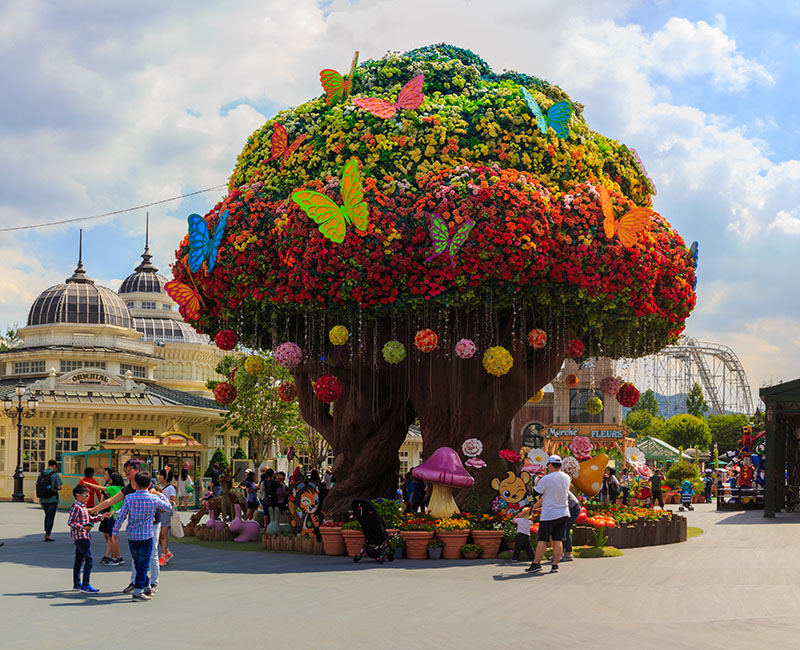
341;520;365;557
461;543;483;560
372;498;403;533
427;539;445;559
388;534;405;559
435;517;471;559
469;513;505;558
319;520;346;556
399;515;436;559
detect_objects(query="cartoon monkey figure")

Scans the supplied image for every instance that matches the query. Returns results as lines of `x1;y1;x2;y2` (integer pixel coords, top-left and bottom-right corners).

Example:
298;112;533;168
293;481;321;537
490;471;531;516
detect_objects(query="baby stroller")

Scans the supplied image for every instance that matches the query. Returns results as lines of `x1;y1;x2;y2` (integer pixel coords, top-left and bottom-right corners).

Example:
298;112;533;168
350;499;394;564
678;480;695;512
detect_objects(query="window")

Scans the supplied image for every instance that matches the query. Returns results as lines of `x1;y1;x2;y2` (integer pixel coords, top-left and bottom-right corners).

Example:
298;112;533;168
22;425;47;473
398;450;409;476
120;364;147;378
213;435;225;449
55;427;79;465
126;302;134;308
230;436;240;459
298;453;310;469
522;422;545;448
141;301;156;310
14;361;45;374
99;427;122;442
132;429;154;436
0;426;5;472
569;389;604;424
60;360;106;372
162;303;172;310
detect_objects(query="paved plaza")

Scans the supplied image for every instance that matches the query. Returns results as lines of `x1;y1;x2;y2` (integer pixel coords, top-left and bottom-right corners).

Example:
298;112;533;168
3;502;800;648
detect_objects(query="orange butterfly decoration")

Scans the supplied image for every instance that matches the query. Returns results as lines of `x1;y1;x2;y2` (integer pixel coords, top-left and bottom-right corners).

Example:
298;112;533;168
165;279;205;321
598;186;652;248
267;123;307;171
352;74;425;119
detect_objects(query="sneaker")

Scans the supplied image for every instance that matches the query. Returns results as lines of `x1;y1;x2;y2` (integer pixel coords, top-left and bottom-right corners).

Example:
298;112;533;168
110;557;124;566
132;592;152;602
158;555;167;566
100;556;111;565
73;585;82;591
550;564;559;573
150;583;158;593
166;550;173;561
561;555;574;562
81;585;100;593
122;583;135;594
143;587;152;596
44;537;55;542
525;563;542;573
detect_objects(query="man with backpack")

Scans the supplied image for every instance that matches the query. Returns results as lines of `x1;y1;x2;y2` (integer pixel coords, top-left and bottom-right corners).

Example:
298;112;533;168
38;459;63;541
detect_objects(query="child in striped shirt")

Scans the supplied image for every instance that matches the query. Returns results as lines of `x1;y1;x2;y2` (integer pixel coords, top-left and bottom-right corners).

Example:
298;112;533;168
67;484;104;593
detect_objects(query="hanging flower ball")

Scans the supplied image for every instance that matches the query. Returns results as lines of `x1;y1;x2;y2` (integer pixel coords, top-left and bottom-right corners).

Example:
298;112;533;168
329;325;349;346
213;382;237;405
278;382;296;402
565;373;579;388
616;382;641;408
566;339;585;358
586;396;604;415
600;376;621;396
461;438;483;458
528;389;544;403
414;329;438;352
483;346;513;376
244;355;265;376
215;329;237;351
527;329;547;349
382;340;406;364
455;338;477;359
314;374;342;403
275;342;302;370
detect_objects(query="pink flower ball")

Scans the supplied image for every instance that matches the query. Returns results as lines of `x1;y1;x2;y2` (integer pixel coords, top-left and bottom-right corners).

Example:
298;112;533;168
455;338;476;359
569;436;594;459
600;376;621;396
275;342;302;370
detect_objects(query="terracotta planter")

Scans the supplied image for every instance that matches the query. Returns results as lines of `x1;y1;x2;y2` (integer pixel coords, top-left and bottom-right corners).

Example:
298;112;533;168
399;530;434;559
341;530;365;557
435;530;470;559
320;527;346;556
463;551;480;560
470;530;504;558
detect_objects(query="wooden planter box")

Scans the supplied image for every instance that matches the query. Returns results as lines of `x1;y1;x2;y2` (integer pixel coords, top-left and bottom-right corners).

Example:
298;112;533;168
570;515;687;549
261;532;324;554
194;524;234;542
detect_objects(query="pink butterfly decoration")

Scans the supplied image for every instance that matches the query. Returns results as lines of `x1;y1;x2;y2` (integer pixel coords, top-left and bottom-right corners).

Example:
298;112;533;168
352;74;425;119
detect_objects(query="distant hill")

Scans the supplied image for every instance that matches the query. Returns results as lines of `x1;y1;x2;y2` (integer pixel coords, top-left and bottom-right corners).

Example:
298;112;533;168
623;392;687;418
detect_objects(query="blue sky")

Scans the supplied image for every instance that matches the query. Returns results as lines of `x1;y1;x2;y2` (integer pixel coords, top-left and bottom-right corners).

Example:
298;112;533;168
1;0;798;401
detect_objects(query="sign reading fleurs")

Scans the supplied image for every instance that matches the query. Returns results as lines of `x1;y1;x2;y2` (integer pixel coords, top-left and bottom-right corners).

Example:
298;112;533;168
544;424;628;440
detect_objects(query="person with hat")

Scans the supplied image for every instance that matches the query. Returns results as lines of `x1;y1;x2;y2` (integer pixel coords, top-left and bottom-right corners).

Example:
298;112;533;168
525;455;571;574
703;469;714;503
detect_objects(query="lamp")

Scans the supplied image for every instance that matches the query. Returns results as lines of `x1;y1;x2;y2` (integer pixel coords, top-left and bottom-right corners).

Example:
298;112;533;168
15;381;25;397
2;397;11;412
5;383;39;502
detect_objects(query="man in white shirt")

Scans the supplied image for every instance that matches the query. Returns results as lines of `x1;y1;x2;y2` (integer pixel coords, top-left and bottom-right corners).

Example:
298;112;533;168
526;455;571;574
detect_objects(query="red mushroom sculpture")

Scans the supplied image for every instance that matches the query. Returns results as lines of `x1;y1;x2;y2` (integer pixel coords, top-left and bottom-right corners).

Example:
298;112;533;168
412;447;474;518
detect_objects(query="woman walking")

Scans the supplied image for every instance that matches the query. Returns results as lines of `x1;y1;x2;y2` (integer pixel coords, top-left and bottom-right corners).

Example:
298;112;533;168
157;469;177;566
177;467;194;511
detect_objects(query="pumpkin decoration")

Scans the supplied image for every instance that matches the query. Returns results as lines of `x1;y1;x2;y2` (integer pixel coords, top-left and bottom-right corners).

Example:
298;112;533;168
616;382;641;408
244;354;265;376
329;325;349;346
278;382;296;402
314;374;342;403
213;382;237;405
483;346;513;376
527;328;547;349
566;339;585;358
572;454;609;497
382;340;406;364
414;329;438;352
275;342;302;369
215;329;237;350
565;373;579;388
455;338;477;359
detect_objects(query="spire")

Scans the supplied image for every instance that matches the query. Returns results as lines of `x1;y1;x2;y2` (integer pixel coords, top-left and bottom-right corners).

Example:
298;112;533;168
66;229;94;284
134;212;158;273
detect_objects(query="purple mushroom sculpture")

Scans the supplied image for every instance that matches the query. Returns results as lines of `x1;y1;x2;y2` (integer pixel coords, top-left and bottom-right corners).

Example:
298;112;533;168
412;447;474;518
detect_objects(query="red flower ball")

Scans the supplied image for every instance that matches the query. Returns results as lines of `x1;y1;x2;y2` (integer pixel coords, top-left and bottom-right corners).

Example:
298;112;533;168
565;373;579;388
213;382;237;405
528;329;547;349
215;329;238;351
616;382;641;408
314;374;342;403
414;329;438;352
278;382;296;402
566;339;585;358
499;449;522;463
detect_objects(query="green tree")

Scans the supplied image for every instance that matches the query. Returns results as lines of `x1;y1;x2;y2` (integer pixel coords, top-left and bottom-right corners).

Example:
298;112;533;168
205;447;230;477
707;413;750;453
665;460;700;484
0;324;20;351
662;414;711;450
623;410;665;439
232;446;247;460
686;382;709;418
630;389;661;417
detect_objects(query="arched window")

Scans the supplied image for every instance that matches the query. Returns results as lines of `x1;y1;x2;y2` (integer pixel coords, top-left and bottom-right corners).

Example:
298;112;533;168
523;422;545;448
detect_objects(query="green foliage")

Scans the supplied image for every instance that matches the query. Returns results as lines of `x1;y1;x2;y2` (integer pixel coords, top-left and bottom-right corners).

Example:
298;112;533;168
427;539;445;549
232;446;247;460
630;389;661;417
708;413;750;453
342;520;362;531
372;498;403;528
624;410;665;439
665;461;700;484
662;414;711;450
0;324;20;352
205;448;230;477
686;382;709;418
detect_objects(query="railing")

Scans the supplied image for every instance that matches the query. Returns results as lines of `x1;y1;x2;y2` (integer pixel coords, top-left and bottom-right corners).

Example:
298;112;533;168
22;333;154;354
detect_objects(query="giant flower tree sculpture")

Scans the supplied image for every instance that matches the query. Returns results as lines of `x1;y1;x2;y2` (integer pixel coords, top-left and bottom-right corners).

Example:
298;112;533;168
171;44;696;515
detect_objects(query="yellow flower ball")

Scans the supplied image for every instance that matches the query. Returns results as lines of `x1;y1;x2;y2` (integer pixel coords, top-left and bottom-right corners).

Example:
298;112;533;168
329;325;349;346
482;346;513;377
244;355;265;376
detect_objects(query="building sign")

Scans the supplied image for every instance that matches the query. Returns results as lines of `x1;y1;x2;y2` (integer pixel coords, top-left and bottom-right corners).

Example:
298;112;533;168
163;435;187;446
58;370;123;387
543;424;628;441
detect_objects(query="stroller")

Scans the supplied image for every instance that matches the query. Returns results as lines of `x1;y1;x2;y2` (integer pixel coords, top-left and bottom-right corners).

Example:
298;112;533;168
678;480;695;512
350;499;394;563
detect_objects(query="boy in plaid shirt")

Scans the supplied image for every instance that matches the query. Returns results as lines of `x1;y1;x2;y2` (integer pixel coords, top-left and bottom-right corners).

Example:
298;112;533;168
67;484;104;593
112;472;172;601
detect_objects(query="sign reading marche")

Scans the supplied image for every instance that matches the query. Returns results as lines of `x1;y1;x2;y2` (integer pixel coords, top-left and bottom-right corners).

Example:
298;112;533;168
544;424;628;440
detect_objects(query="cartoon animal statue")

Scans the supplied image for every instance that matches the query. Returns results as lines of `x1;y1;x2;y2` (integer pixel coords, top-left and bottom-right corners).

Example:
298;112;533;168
188;496;222;528
292;481;321;538
219;473;247;523
490;471;530;516
205;507;225;533
229;503;261;542
572;454;610;497
265;506;291;536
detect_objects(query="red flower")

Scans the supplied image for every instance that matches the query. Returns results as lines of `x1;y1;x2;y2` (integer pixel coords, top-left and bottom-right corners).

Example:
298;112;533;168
499;449;522;463
215;329;238;350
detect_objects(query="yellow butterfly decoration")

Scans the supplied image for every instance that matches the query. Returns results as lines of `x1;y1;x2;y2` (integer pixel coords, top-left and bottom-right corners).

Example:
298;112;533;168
291;158;368;243
598;186;652;248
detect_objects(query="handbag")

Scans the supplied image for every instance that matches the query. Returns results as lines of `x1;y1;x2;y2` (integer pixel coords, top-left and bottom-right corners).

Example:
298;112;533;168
185;480;194;494
170;511;185;538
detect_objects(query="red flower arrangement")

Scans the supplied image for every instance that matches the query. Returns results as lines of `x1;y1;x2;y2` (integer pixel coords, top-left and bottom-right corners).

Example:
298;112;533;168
314;375;342;403
278;382;296;402
527;329;547;349
213;382;237;405
616;382;641;408
499;449;522;463
215;329;237;350
566;339;585;358
414;329;438;353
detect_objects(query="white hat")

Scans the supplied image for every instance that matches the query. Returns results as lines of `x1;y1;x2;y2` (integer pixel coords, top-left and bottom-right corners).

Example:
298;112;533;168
548;455;562;464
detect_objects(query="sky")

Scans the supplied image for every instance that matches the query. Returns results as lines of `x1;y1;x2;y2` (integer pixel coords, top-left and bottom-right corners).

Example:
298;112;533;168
1;0;798;406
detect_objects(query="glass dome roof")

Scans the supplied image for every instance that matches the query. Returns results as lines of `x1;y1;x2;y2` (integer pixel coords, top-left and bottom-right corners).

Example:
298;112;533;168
132;317;209;344
118;237;168;294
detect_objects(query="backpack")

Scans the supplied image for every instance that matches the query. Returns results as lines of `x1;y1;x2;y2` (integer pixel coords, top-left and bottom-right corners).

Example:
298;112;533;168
36;471;55;499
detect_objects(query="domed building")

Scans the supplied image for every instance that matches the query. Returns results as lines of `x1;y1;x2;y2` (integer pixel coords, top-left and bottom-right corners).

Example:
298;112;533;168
0;233;237;502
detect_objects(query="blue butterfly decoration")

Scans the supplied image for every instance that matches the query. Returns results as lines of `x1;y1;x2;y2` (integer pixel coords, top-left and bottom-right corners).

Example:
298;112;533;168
520;87;572;139
689;241;699;289
187;210;229;273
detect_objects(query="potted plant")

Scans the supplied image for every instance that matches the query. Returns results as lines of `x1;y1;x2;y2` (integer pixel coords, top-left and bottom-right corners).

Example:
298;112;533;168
341;520;365;557
468;513;505;558
372;498;403;533
435;516;471;559
399;515;436;559
461;543;483;560
319;520;346;556
427;539;445;559
388;534;405;559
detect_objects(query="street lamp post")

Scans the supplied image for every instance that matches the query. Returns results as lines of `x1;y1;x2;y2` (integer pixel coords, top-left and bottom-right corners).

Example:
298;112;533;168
3;380;39;502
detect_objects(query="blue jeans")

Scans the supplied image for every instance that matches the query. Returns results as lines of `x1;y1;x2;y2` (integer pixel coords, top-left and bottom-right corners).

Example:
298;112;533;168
42;502;58;537
73;539;93;587
128;538;154;593
130;522;160;587
563;502;582;554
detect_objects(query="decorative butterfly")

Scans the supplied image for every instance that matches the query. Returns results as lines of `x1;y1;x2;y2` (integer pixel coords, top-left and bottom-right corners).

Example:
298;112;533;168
689;241;699;289
520;87;572;139
319;51;359;105
164;280;203;321
291;158;368;243
187;210;229;273
352;74;425;119
267;123;307;171
598;186;651;248
628;147;657;196
424;213;475;268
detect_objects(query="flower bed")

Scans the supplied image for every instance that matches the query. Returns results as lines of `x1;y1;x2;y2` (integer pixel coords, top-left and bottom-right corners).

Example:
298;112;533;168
570;507;687;549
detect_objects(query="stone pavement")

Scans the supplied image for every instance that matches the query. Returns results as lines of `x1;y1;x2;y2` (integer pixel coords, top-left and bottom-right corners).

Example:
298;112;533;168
3;501;800;649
